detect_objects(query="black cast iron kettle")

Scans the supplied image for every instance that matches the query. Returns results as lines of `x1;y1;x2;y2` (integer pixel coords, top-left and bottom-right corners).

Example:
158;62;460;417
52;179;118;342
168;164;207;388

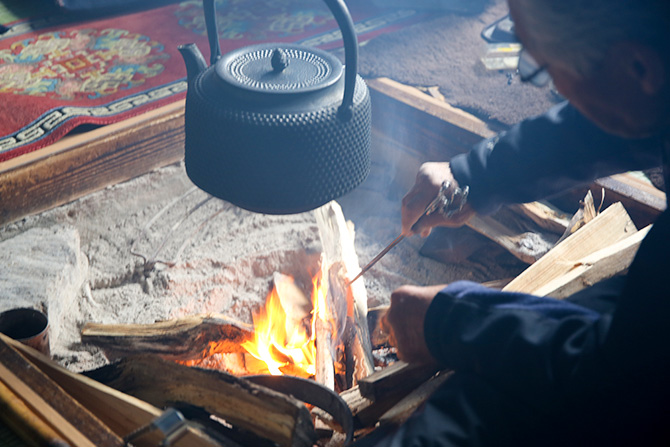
178;0;371;214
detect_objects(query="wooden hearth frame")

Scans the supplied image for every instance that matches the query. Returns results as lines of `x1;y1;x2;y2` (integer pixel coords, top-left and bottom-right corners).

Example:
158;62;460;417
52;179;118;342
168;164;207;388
0;77;664;229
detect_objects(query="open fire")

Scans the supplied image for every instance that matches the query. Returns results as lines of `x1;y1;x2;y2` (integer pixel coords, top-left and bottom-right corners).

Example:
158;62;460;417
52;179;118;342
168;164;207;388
180;266;347;380
242;272;322;377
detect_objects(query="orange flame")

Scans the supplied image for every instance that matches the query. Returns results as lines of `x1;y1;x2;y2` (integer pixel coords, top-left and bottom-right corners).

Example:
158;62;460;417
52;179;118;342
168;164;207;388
241;272;328;377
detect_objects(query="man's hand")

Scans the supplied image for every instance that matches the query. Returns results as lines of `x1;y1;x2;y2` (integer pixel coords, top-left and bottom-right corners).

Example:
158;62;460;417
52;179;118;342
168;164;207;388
401;162;475;237
381;284;446;365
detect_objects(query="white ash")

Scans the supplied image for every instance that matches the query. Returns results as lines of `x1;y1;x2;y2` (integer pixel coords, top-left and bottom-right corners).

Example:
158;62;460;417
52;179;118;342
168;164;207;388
0;162;495;372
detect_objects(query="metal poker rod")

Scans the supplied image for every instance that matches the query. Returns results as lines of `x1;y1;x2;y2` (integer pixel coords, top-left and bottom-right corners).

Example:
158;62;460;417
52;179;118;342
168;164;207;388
348;234;405;285
348;181;469;285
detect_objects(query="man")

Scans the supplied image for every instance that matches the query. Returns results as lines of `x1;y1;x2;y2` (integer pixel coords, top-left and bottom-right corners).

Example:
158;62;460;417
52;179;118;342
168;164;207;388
369;0;670;445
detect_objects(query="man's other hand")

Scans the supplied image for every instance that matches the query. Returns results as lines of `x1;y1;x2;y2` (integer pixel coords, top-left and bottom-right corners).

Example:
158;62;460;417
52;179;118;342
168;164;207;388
382;284;445;365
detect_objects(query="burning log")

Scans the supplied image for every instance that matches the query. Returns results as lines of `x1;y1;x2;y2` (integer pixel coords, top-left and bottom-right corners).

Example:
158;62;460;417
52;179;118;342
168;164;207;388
85;355;317;447
314;201;375;388
81;314;253;361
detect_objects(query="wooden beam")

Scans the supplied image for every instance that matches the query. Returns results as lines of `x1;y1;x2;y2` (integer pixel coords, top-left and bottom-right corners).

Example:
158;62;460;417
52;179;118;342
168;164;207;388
367;77;499;162
0;77;661;236
0;100;185;226
503;202;637;296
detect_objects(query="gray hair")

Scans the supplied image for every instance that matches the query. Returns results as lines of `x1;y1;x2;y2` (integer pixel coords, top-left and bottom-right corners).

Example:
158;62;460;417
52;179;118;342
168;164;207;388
512;0;670;76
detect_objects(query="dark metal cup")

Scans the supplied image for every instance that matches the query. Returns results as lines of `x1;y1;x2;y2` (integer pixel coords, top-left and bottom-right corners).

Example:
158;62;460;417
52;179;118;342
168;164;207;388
0;308;50;356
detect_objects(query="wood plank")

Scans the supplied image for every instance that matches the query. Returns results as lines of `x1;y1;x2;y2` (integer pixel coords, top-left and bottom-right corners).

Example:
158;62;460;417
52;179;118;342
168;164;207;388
367;78;499;162
85;355;316;447
534;225;651;299
0;100;185;226
503;202;637;295
4;335;223;447
80;313;253;361
0;334;122;447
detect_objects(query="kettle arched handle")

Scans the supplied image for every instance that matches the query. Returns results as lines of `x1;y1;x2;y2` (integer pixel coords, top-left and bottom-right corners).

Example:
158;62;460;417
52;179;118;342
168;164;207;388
202;0;360;121
322;0;359;121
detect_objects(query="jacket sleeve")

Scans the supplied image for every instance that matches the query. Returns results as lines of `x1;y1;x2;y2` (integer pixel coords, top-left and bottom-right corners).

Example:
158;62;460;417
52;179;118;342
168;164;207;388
449;101;663;215
423;280;610;413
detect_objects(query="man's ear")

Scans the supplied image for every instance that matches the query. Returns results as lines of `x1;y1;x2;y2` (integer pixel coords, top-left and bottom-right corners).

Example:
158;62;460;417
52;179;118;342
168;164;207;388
617;42;666;95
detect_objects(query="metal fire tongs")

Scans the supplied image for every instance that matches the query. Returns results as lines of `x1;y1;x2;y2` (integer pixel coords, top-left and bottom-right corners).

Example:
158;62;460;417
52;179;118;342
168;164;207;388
348;181;469;285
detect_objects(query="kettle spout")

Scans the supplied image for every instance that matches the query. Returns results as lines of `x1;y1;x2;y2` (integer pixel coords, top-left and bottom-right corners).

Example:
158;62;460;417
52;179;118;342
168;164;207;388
178;43;207;87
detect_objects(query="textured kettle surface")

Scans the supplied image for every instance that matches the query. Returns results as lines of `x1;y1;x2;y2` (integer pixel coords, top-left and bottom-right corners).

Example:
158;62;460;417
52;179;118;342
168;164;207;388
184;71;371;214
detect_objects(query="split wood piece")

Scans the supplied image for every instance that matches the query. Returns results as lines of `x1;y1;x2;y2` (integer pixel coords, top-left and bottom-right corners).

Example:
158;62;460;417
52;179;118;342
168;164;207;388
5;335;223;447
503;202;637;296
81;313;253;361
509;201;570;235
358;361;440;402
334;366;450;430
0;99;185;226
0;379;70;447
377;370;453;427
534;224;651;299
0;334;123;447
315;258;338;391
467;214;556;264
314;201;375;386
85;355;316;447
556;190;598;245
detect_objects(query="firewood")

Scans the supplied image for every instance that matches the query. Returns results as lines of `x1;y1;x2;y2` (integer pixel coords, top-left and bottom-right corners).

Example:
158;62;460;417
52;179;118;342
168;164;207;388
5;335;223;447
315;256;338;391
533;225;651;299
509;201;570;235
503;202;637;295
314;201;375;386
377;370;453;427
0;379;70;447
81;313;253;361
556;190;598;244
0;334;122;447
358;361;440;402
85;355;316;447
467;214;556;264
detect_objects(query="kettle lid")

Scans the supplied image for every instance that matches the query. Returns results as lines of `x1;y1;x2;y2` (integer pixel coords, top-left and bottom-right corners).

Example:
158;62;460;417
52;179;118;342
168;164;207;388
215;43;343;95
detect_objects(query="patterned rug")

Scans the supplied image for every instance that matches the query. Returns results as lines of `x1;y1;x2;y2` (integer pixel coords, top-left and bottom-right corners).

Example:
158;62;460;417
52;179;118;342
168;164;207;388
0;0;427;162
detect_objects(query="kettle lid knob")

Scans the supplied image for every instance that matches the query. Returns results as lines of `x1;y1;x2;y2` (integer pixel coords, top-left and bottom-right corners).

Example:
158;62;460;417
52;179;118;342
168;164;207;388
271;48;289;73
215;43;342;95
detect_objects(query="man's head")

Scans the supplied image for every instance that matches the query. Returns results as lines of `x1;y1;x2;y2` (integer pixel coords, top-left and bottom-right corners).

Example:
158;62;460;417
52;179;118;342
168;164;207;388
509;0;670;138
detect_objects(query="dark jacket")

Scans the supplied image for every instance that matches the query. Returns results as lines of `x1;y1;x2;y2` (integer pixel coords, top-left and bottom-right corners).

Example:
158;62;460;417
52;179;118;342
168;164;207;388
426;101;670;445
